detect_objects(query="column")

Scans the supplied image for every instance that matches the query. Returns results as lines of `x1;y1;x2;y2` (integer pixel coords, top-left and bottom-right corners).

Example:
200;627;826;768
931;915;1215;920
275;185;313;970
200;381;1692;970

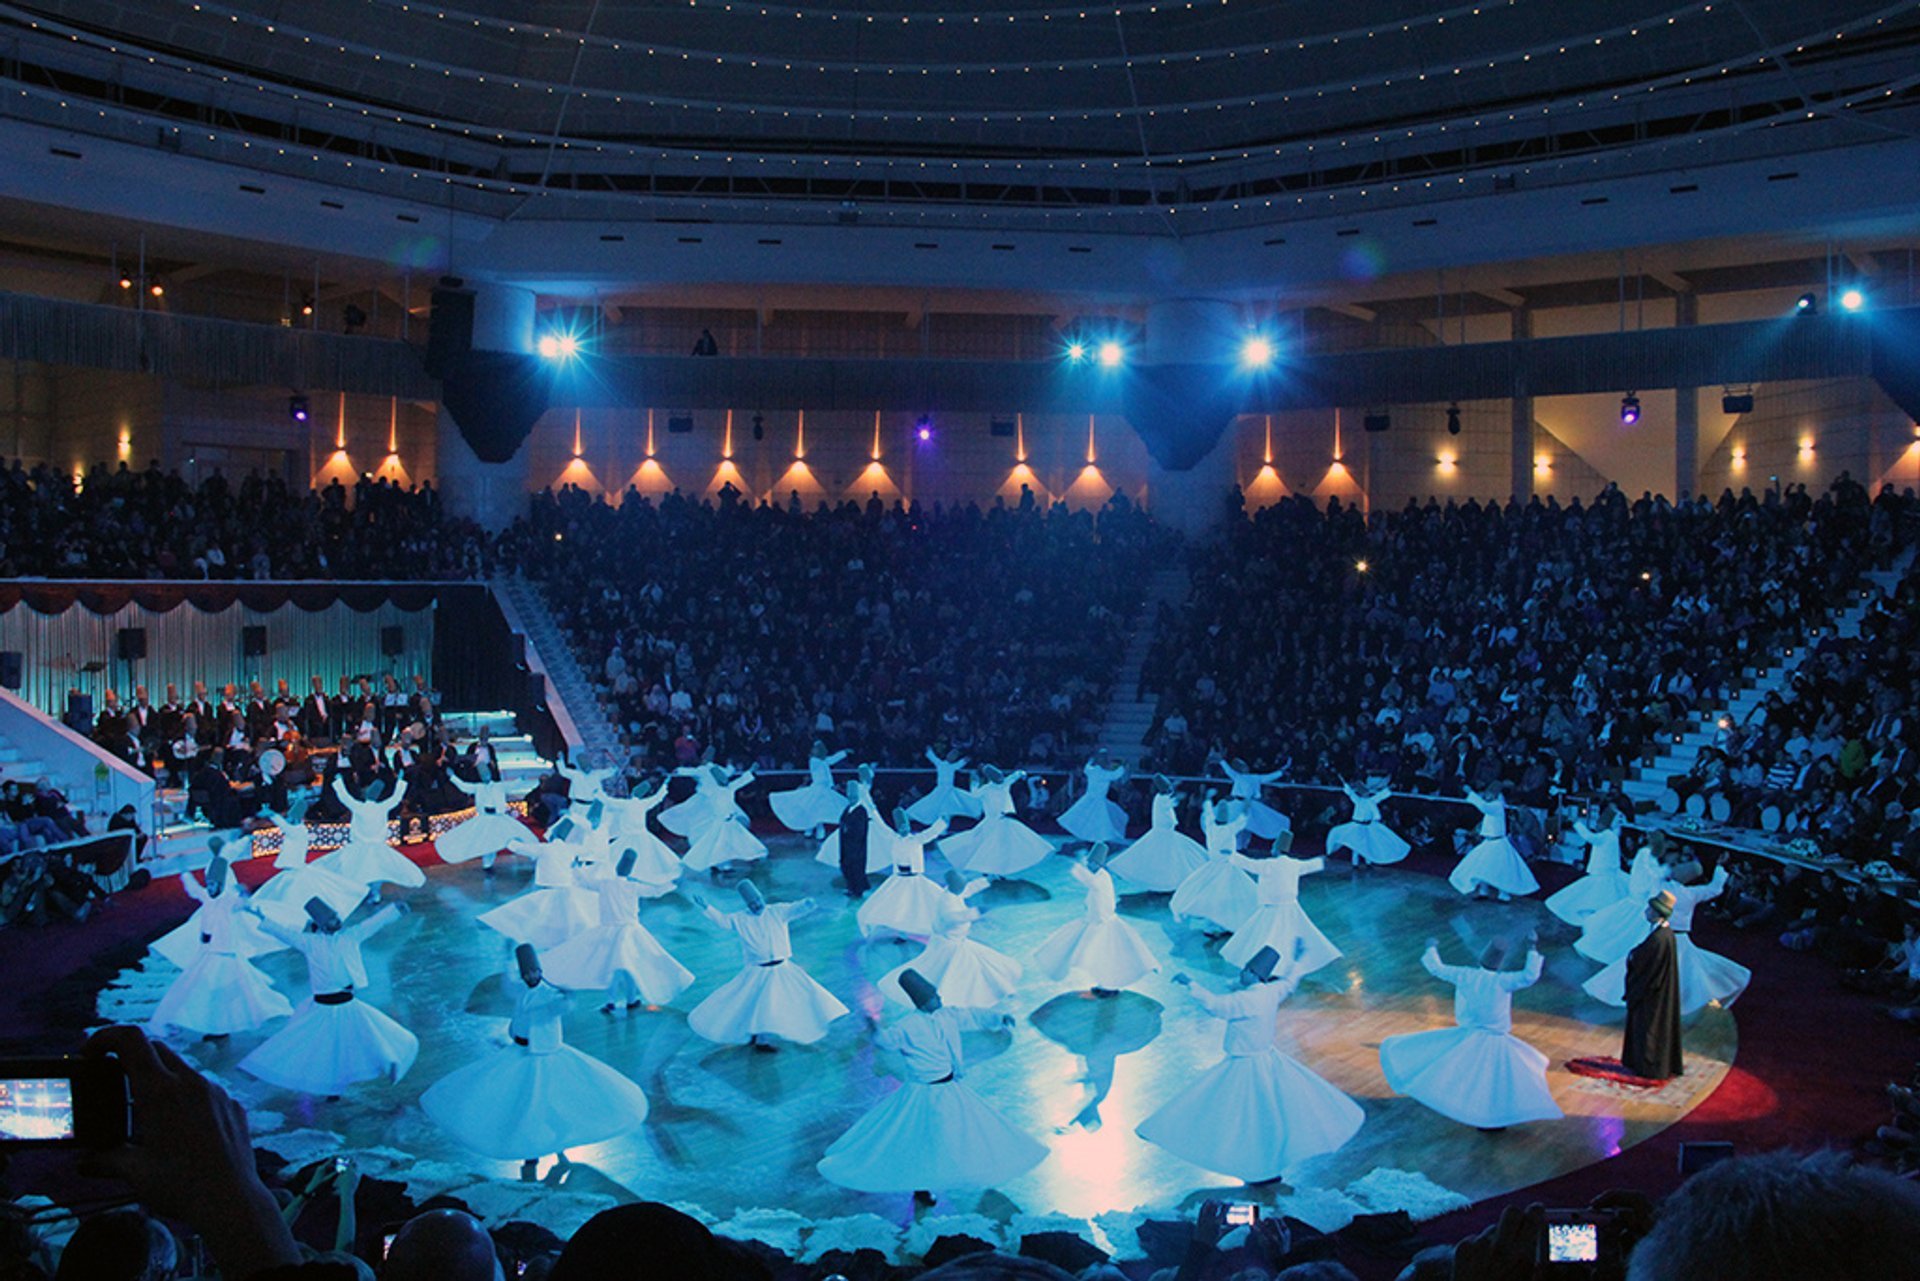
435;283;536;529
1674;292;1699;500
1509;305;1534;500
1136;297;1245;536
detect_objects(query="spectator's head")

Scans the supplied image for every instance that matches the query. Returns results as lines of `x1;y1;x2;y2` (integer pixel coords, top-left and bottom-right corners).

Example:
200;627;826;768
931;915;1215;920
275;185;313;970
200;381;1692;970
53;1207;177;1281
383;1209;502;1281
548;1203;767;1281
1625;1150;1920;1281
1274;1265;1359;1281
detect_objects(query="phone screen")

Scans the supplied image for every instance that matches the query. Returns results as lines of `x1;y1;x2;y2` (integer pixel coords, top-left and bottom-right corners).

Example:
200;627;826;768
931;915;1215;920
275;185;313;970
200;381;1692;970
0;1078;75;1142
1546;1221;1600;1263
1223;1202;1259;1227
382;1233;398;1261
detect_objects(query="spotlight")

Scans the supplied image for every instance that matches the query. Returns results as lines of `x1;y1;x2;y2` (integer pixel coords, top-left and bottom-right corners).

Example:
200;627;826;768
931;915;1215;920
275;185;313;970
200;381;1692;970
148;282;164;298
288;394;310;423
1619;394;1641;426
1840;288;1865;312
1097;340;1124;368
1355;559;1370;573
1795;292;1817;315
536;331;580;361
1446;404;1462;436
916;415;934;442
299;294;315;317
1066;341;1088;363
1239;334;1274;369
117;275;132;290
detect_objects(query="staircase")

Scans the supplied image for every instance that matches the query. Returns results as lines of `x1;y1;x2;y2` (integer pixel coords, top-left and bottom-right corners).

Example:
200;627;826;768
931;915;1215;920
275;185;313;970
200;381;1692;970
493;576;624;762
1094;563;1192;766
1621;545;1915;808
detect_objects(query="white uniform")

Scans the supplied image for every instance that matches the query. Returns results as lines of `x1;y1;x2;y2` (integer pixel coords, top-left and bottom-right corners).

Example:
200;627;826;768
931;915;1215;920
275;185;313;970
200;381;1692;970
1220;763;1291;843
477;843;600;950
1582;866;1750;1011
239;906;417;1094
540;876;696;1007
1447;791;1538;898
243;820;368;934
940;774;1051;878
314;776;425;890
598;783;682;893
1544;820;1627;924
1107;793;1209;893
1326;784;1411;866
879;879;1022;1009
906;751;986;825
687;901;849;1044
856;821;951;939
682;808;770;873
814;778;903;874
769;752;851;832
1057;761;1128;844
437;775;538;868
1379;946;1562;1129
152;866;283;969
1136;974;1364;1181
1574;849;1668;965
818;1005;1046;1192
1221;855;1341;976
659;768;750;843
149;876;293;1036
1031;863;1160;990
1170;806;1257;933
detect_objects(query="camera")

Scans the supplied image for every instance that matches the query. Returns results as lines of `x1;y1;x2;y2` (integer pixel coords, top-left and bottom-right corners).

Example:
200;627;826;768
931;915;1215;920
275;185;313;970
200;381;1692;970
0;1057;131;1149
1535;1208;1625;1278
1222;1202;1260;1227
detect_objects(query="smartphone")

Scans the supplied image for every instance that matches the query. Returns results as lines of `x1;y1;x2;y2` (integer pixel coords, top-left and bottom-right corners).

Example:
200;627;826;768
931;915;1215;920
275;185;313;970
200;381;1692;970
0;1057;131;1149
1222;1202;1260;1227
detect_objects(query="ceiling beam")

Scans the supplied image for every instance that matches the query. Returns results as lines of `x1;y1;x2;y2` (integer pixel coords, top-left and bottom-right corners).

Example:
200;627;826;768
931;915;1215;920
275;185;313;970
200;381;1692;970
1647;268;1692;294
1476;286;1527;308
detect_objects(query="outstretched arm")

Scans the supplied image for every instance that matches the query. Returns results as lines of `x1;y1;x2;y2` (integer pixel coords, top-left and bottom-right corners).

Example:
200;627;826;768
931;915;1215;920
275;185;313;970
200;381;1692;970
825;750;850;767
178;870;210;906
330;774;354;807
1499;944;1545;991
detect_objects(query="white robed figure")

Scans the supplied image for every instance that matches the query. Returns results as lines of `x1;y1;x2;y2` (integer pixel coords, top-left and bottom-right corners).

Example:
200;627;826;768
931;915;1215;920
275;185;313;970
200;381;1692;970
1032;844;1161;993
857;813;951;939
879;872;1023;1009
940;767;1051;878
818;969;1046;1200
1221;840;1342;976
1447;785;1538;899
598;779;682;893
242;800;368;936
1057;753;1129;845
1136;944;1364;1183
659;763;746;841
1326;779;1412;867
1379;935;1563;1130
314;774;424;894
477;839;600;950
541;851;697;1011
769;744;851;836
688;882;850;1048
815;767;902;875
682;784;769;874
421;943;649;1178
1170;797;1257;934
438;765;539;871
555;753;619;819
150;853;294;1037
1107;778;1209;894
1545;809;1628;925
151;836;284;969
1574;839;1671;965
1219;758;1292;843
239;897;417;1095
1582;862;1750;1012
906;747;986;825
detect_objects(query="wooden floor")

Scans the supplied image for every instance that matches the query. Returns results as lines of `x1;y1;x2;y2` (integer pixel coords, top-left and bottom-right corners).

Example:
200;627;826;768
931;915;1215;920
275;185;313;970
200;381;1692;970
162;838;1736;1226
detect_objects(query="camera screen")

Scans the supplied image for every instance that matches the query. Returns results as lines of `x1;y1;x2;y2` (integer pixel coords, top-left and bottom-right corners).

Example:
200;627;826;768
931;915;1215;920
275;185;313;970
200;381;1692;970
1546;1221;1600;1263
0;1078;74;1141
1223;1203;1259;1227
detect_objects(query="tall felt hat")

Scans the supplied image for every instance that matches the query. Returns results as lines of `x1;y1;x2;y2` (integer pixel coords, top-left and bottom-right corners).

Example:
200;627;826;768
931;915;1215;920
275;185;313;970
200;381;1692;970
1649;889;1677;920
898;968;941;1012
1245;945;1282;982
304;897;342;933
515;942;542;986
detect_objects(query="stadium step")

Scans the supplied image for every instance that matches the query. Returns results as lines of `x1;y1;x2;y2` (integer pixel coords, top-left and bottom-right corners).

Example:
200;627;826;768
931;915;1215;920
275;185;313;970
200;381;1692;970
1096;561;1192;765
494;577;624;763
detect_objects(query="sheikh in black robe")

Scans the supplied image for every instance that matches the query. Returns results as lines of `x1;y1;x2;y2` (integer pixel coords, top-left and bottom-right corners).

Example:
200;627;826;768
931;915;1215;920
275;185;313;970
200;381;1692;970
838;803;871;898
1622;923;1684;1079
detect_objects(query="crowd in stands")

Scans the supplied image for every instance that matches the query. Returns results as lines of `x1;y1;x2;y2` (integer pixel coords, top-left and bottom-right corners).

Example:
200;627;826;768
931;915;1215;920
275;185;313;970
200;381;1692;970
502;485;1167;772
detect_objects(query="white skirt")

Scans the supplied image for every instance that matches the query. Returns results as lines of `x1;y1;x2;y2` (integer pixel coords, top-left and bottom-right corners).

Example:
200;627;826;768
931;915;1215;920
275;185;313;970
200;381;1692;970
421;1042;649;1160
906;784;985;826
150;952;292;1036
1221;900;1342;976
239;994;419;1094
1032;914;1160;990
683;821;768;873
769;782;849;831
1241;798;1292;842
1136;1048;1364;1182
1581;933;1751;1013
1544;869;1628;925
478;886;601;951
436;812;536;864
1573;896;1654;965
247;864;369;934
314;839;426;890
856;873;950;939
687;959;850;1045
1058;793;1128;845
818;1079;1047;1192
1108;828;1209;894
1447;837;1538;897
1326;820;1411;866
541;923;697;1006
151;907;284;970
618;834;684;897
1169;860;1257;933
941;817;1052;878
656;797;712;840
814;823;900;875
1379;1026;1562;1129
879;936;1023;1009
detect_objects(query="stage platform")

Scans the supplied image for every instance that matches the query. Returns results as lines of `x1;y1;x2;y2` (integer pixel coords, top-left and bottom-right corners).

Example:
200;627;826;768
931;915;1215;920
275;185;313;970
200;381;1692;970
94;834;1735;1250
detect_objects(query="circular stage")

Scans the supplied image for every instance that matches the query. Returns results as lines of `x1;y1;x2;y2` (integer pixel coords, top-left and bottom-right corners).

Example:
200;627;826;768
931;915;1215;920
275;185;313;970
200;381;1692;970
100;836;1735;1246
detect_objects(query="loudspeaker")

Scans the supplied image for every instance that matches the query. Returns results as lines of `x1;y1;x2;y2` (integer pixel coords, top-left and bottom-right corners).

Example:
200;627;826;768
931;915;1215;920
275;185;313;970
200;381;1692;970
423;285;475;378
116;628;147;661
0;651;21;690
380;626;406;656
667;415;695;434
241;625;267;657
526;670;548;711
64;690;93;733
1678;1141;1735;1176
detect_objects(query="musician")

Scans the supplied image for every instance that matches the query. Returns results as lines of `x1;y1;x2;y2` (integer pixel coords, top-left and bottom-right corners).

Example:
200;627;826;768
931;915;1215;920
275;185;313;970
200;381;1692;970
303;675;334;742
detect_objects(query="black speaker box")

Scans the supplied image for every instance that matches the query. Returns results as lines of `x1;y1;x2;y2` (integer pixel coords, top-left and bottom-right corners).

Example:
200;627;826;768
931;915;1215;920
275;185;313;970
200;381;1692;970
241;625;267;657
116;627;147;661
380;626;406;656
0;651;21;690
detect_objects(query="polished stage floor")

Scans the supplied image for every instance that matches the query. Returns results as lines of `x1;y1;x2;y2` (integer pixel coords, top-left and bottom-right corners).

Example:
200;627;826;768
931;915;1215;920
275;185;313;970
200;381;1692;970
123;837;1735;1231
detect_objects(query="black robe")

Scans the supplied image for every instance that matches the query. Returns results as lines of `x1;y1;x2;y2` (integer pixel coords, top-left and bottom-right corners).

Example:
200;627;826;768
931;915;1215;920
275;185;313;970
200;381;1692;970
838;804;871;898
1622;924;1684;1079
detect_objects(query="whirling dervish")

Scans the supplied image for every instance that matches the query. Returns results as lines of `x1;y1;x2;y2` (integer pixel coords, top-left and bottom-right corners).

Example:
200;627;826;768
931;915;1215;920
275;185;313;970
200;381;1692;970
939;766;1051;879
879;871;1022;1009
439;762;540;873
1325;777;1411;867
239;896;417;1096
1581;860;1749;1013
152;834;282;968
1218;757;1292;844
314;772;424;898
1057;751;1129;846
907;745;986;825
597;776;682;893
1575;833;1672;966
541;850;697;1014
769;742;851;838
1031;843;1161;995
421;943;650;1180
1545;806;1628;925
856;811;951;940
681;768;770;876
660;761;753;844
477;826;600;951
150;849;293;1038
1447;783;1538;900
242;797;367;935
1136;943;1364;1183
687;881;849;1050
1378;933;1563;1130
1107;776;1209;894
1221;836;1342;977
1170;795;1257;935
818;968;1045;1203
555;751;620;821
